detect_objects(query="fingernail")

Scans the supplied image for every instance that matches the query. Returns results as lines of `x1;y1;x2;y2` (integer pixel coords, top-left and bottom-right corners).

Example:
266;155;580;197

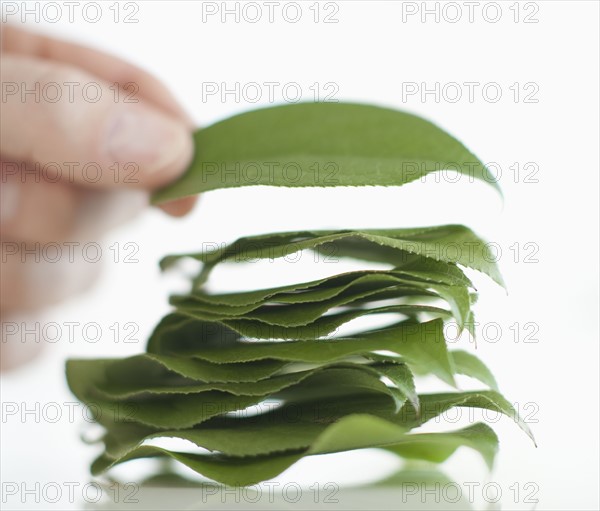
104;107;193;182
0;180;20;224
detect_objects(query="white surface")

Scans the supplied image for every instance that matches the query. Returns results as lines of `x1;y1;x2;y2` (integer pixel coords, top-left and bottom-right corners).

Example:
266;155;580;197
1;1;599;510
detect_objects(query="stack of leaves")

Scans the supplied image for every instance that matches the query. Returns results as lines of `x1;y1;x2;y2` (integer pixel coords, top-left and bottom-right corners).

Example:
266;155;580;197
67;103;534;486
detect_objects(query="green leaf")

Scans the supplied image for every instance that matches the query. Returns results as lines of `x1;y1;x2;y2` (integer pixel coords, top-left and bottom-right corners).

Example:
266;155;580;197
173;277;451;327
152;102;498;204
67;355;308;401
89;362;412;414
450;350;499;391
149;318;456;387
69;362;411;430
162;226;503;289
91;447;304;487
170;271;450;317
178;303;451;341
90;390;521;485
384;423;498;470
416;392;535;444
110;354;289;384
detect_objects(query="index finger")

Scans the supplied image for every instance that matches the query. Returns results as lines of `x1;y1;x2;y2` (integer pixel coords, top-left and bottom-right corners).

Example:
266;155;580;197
1;24;194;126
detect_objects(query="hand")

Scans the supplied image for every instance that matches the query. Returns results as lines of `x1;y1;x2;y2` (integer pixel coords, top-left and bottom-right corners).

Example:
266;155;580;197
0;24;196;368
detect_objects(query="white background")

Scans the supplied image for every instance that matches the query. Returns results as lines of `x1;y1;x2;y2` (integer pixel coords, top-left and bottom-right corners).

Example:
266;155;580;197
1;1;599;510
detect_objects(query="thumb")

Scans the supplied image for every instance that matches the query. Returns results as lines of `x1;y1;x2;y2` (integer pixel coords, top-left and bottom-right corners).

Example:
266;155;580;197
0;54;193;189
